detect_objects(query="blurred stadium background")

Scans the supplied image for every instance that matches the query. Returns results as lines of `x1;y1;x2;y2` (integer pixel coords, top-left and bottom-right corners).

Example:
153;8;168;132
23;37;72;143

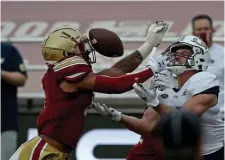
1;1;224;160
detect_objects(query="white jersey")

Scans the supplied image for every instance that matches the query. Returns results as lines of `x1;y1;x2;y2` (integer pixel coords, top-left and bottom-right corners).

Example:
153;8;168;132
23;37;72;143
157;71;224;155
207;43;224;120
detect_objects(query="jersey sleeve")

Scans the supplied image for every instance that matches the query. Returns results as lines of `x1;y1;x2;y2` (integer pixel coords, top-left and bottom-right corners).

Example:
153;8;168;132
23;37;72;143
53;56;92;83
188;72;220;96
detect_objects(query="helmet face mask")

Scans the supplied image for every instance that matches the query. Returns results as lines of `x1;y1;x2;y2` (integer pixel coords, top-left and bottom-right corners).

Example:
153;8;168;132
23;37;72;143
78;36;96;64
168;45;194;67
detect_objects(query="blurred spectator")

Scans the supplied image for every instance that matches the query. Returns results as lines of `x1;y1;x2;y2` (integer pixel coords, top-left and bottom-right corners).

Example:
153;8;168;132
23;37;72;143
1;42;27;160
192;14;224;121
157;111;202;160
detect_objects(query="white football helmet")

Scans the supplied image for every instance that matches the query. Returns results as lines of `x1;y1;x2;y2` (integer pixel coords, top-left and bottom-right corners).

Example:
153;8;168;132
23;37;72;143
165;35;210;75
42;26;95;63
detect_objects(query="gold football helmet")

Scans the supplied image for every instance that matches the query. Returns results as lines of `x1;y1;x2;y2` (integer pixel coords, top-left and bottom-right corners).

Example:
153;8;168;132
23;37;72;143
42;26;95;63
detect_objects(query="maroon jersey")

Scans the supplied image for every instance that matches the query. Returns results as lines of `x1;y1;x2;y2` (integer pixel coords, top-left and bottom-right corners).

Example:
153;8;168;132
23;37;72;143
126;133;163;160
37;56;94;149
127;107;163;160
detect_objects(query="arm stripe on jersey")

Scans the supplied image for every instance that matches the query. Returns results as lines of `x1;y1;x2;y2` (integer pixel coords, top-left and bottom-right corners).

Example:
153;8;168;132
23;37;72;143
66;72;86;79
31;139;46;160
28;138;42;160
54;59;86;69
54;56;84;67
54;62;88;72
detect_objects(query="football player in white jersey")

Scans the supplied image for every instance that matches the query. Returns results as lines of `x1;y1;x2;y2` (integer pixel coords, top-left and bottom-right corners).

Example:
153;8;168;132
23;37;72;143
93;35;224;160
134;35;224;160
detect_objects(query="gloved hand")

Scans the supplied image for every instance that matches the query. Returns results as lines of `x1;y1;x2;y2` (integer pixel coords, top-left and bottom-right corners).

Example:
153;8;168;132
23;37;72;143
146;55;169;73
154;70;179;89
137;21;169;59
146;21;169;47
92;103;122;121
133;83;159;107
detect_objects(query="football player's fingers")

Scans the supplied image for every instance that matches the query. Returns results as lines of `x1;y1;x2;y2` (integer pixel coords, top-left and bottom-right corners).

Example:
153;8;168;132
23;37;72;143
95;103;106;113
137;83;150;94
92;103;98;109
133;85;145;95
158;21;168;27
156;21;164;26
98;103;109;112
133;83;138;88
164;25;169;31
160;24;168;32
156;21;168;31
102;104;111;112
163;22;169;28
93;103;101;110
146;89;155;96
155;26;165;32
103;105;114;116
92;103;102;113
133;83;142;91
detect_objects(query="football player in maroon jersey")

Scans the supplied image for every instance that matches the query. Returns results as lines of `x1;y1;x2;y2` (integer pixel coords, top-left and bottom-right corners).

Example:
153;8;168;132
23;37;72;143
10;21;169;160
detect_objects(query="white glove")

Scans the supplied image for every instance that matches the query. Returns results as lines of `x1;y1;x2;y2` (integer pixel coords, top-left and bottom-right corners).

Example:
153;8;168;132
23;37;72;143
133;83;159;107
137;21;168;59
92;103;122;121
146;55;169;73
146;21;169;47
154;70;179;89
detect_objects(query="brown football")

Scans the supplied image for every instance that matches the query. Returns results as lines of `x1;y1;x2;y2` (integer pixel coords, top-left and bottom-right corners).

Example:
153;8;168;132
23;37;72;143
88;28;124;57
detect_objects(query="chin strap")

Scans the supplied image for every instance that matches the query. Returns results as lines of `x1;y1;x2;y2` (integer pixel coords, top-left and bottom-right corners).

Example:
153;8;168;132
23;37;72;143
166;66;196;76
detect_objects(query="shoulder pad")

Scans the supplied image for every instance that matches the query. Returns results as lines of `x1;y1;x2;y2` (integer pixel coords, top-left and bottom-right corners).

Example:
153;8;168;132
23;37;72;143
53;56;92;82
53;56;88;72
188;71;219;95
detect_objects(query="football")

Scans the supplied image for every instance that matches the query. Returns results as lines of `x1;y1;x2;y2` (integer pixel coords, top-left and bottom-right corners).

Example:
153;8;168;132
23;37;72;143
88;28;124;57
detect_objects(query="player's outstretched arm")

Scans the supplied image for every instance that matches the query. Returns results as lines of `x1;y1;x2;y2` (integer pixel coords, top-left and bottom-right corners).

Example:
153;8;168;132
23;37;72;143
96;50;143;76
97;21;168;77
92;103;160;135
121;108;160;135
79;68;153;93
77;55;169;94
